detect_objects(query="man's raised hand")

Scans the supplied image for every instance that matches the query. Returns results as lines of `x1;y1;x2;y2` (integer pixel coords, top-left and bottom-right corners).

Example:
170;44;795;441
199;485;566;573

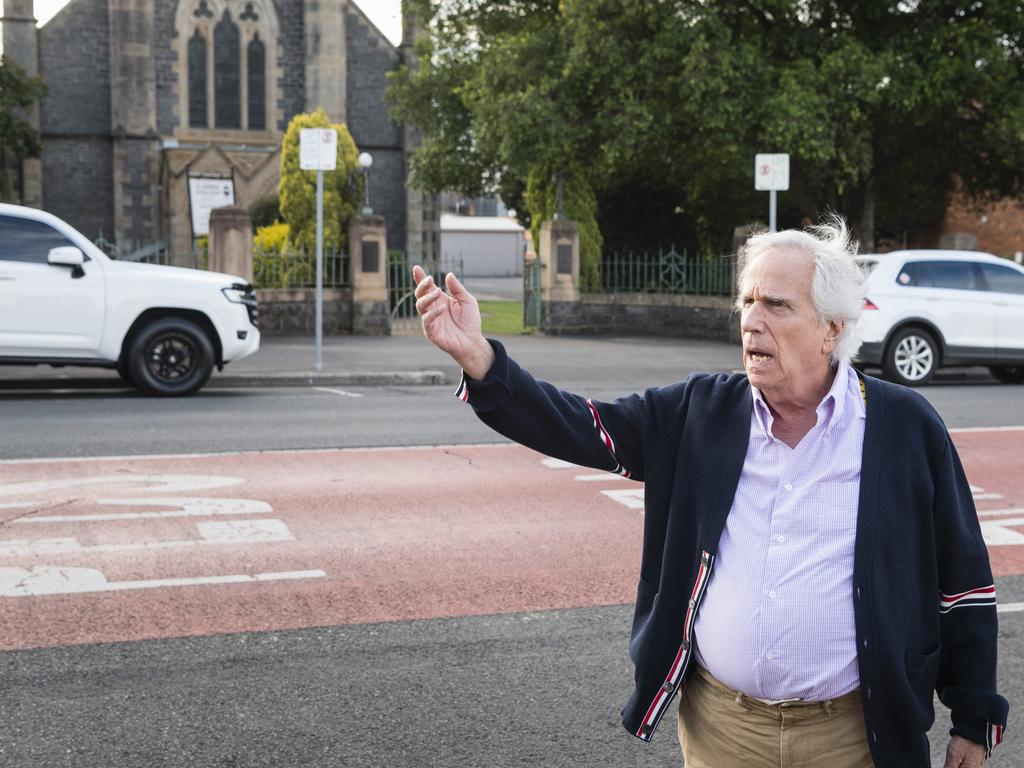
412;265;495;380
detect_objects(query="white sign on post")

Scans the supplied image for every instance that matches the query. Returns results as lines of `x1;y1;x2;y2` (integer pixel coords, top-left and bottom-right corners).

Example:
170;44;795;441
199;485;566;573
188;177;235;236
754;153;790;191
300;128;338;171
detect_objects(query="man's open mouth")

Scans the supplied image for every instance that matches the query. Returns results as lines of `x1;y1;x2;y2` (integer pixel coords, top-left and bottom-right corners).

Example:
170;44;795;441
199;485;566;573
748;351;773;363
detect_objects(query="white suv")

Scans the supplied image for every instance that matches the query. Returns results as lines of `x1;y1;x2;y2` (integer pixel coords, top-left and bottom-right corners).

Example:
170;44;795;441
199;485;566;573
0;203;260;396
854;249;1024;386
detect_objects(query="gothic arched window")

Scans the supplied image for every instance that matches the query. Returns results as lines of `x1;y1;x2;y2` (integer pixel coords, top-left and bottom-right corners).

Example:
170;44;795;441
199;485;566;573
247;35;266;131
187;29;208;128
177;1;277;134
214;10;241;129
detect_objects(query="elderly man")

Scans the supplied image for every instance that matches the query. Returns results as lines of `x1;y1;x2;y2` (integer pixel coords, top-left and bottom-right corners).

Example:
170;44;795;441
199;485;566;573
412;220;1007;768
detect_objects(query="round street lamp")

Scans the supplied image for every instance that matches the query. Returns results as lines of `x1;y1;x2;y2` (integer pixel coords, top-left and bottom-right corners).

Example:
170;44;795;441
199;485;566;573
358;152;374;215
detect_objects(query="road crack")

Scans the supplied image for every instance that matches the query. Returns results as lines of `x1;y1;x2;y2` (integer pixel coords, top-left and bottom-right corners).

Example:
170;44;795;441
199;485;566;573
0;498;80;530
442;448;481;469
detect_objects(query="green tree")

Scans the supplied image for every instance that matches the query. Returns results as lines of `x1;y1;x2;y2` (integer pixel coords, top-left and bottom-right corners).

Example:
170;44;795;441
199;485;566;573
390;1;1024;254
278;108;363;252
0;55;47;203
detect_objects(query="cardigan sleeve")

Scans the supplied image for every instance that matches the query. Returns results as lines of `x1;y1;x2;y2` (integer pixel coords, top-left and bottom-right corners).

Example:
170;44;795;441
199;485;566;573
933;436;1009;756
452;339;688;483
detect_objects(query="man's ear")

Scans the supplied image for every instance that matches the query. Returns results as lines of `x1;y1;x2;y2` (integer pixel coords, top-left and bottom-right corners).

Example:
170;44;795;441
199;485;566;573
823;320;844;352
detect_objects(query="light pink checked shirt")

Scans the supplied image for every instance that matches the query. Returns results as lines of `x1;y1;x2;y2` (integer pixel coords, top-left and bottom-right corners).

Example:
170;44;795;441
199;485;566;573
693;361;866;701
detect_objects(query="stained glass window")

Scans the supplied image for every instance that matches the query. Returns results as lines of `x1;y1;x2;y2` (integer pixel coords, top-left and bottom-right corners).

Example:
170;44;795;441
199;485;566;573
247;35;266;131
214;10;241;129
187;30;207;128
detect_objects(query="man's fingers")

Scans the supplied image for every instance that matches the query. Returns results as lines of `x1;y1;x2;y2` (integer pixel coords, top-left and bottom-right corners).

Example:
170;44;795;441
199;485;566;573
416;289;446;317
414;273;437;300
412;265;426;283
446;272;473;300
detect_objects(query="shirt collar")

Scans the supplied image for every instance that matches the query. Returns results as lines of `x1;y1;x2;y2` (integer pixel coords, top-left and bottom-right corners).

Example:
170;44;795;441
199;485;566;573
750;360;862;441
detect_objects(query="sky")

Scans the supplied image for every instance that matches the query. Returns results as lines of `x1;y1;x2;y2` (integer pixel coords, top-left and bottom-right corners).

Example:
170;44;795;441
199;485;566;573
28;0;403;45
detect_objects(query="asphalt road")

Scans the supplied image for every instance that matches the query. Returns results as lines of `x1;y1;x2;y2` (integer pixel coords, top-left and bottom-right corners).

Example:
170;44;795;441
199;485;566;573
0;377;1022;460
2;351;1023;767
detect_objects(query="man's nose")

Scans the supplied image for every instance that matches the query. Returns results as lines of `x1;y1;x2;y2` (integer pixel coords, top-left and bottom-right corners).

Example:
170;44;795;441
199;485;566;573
740;303;764;334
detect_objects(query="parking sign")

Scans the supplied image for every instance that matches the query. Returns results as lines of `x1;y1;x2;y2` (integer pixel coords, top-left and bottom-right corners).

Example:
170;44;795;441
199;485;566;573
300;128;338;171
754;153;790;191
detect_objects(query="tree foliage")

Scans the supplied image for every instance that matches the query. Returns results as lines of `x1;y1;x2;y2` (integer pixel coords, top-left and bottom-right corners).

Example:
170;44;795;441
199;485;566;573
278;109;363;252
389;1;1024;253
0;55;47;203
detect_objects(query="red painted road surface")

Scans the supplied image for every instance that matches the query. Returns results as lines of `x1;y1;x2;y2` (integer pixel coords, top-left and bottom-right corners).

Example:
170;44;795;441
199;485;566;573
1;429;1021;651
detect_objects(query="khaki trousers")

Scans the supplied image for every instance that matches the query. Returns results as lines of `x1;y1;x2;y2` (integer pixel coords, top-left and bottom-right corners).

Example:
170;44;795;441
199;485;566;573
677;666;874;768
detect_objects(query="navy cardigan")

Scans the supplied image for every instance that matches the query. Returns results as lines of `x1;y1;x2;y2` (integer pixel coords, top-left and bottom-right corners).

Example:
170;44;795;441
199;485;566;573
457;341;1008;767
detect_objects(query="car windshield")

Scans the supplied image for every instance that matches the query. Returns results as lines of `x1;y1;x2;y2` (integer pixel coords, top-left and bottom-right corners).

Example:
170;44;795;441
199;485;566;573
856;258;877;275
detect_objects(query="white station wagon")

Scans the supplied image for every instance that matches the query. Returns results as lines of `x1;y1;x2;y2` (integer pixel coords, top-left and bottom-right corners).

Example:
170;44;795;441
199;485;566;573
0;203;260;395
854;249;1024;386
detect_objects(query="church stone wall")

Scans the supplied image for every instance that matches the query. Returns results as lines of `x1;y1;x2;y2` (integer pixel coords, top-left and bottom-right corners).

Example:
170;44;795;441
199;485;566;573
154;0;178;135
276;0;306;130
37;0;115;239
346;7;404;251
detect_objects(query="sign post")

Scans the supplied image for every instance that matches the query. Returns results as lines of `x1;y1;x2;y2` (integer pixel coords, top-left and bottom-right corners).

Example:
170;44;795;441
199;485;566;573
754;153;790;232
299;128;338;372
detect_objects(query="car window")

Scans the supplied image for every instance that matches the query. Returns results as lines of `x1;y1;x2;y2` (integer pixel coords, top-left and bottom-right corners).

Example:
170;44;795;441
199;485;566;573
0;215;77;264
898;260;980;290
979;263;1024;295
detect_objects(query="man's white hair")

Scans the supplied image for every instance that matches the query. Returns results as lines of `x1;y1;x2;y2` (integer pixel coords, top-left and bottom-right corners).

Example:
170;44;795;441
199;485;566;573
736;215;865;365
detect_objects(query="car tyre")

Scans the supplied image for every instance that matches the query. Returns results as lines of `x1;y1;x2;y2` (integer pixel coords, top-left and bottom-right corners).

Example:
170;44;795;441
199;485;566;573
127;317;214;397
116;358;136;388
883;327;938;387
989;365;1024;384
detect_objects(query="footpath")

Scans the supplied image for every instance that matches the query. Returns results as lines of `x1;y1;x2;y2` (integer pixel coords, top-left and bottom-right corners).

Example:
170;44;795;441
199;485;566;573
0;333;745;392
0;332;990;391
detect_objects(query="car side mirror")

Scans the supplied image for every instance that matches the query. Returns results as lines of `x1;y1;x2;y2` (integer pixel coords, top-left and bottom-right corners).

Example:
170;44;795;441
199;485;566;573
48;246;86;279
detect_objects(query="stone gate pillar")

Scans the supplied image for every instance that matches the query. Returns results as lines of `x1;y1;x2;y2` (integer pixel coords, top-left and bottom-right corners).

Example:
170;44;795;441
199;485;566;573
537;219;580;328
209;206;254;282
349;215;390;335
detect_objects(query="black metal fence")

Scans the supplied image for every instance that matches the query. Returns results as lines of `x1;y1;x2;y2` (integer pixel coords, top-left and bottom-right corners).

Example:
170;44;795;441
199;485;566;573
592;247;734;296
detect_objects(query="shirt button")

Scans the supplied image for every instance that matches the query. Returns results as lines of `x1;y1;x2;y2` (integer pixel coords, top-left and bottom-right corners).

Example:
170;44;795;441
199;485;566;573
784;483;793;491
689;599;696;610
768;590;777;599
774;535;785;543
663;681;674;692
766;651;775;659
866;687;872;699
862;639;869;650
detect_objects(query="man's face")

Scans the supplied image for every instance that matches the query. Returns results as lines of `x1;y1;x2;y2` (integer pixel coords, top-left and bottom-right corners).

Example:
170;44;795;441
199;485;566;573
739;248;839;399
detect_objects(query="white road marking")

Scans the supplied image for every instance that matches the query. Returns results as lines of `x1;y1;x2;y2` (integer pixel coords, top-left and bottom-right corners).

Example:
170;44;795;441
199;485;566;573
0;474;245;497
997;602;1024;614
574;474;629;482
541;458;578;469
0;502;32;509
0;443;517;465
315;387;364;398
977;508;1024;517
0;519;292;556
0;565;325;597
970;484;1004;501
949;426;1024;433
600;488;646;510
980;518;1024;546
13;497;272;524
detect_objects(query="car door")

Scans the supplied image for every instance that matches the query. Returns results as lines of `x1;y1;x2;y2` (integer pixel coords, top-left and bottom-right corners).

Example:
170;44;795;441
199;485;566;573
0;214;106;356
907;260;995;358
978;262;1024;359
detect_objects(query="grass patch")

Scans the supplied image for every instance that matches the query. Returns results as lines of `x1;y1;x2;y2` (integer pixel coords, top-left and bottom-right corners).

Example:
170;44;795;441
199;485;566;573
479;300;527;335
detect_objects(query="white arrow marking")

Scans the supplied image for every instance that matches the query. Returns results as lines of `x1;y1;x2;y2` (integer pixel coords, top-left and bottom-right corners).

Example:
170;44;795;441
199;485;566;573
13;497;272;524
0;566;325;597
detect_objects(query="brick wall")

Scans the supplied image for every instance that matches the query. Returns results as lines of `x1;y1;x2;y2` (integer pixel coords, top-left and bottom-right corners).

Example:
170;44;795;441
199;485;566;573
277;0;306;130
153;0;177;135
256;287;354;334
942;193;1024;258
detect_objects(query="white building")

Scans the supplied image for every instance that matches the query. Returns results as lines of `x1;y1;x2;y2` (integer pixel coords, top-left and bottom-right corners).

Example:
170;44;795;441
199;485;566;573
441;214;526;277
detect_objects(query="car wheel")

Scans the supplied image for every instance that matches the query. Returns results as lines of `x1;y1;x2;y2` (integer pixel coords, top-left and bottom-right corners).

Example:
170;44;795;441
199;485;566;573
127;317;214;396
883;327;938;386
989;365;1024;384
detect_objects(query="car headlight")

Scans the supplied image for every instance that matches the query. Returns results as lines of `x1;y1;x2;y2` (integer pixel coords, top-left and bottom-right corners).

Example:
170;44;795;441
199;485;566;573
221;282;259;328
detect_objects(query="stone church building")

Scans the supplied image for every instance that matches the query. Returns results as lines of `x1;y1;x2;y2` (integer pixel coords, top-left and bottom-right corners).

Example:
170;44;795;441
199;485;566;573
1;0;438;260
